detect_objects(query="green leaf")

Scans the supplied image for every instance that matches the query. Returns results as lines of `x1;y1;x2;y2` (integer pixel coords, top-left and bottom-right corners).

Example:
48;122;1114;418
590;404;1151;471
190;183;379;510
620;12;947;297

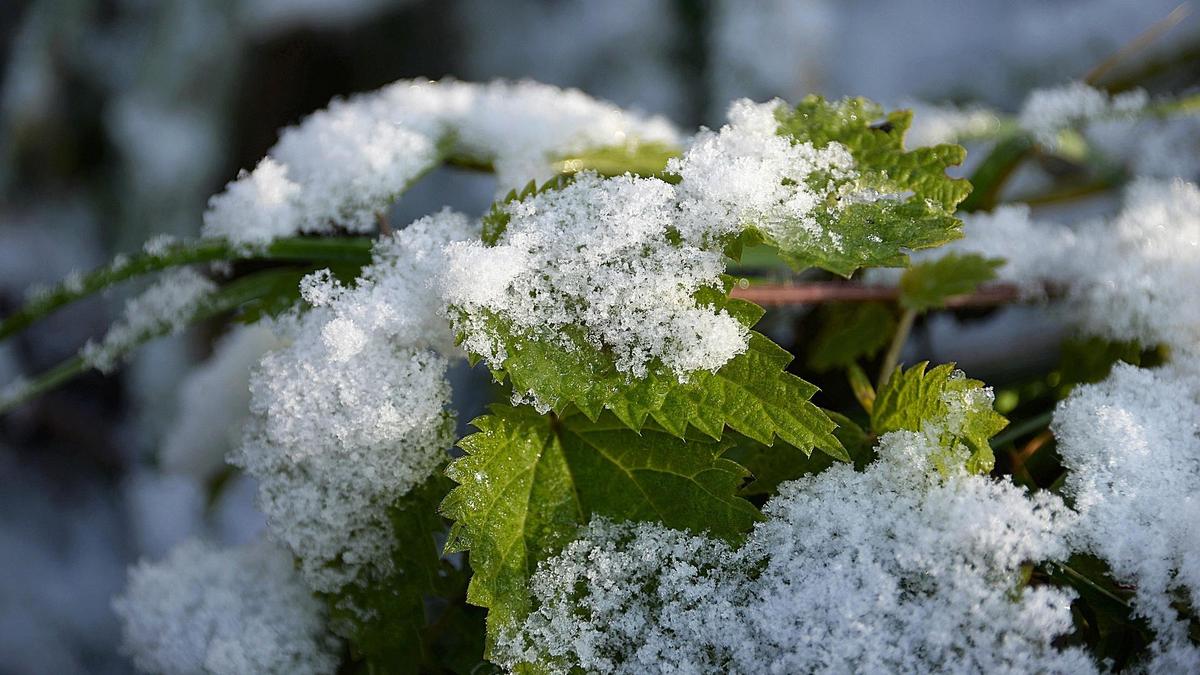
727;411;873;495
551;141;682;181
441;405;761;651
327;475;451;673
898;252;1003;312
769;96;972;276
471;294;846;463
871;362;1008;474
806;302;896;371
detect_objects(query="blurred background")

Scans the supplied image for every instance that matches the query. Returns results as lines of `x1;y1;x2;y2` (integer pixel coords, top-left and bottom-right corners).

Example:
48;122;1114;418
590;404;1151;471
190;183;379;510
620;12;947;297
1;1;1198;673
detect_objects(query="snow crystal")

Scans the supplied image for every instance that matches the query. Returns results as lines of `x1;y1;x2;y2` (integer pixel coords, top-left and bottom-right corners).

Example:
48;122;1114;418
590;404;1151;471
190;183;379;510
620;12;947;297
1053;363;1200;671
81;268;216;373
1018;81;1147;146
231;214;469;593
302;208;479;357
160;325;284;482
114;539;339;675
441;172;749;383
669;98;855;249
500;430;1091;674
203;159;302;247
201;79;679;246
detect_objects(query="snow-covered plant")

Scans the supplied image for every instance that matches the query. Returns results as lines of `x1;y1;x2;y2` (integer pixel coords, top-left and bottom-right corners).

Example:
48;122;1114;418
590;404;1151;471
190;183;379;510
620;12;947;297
3;76;1200;673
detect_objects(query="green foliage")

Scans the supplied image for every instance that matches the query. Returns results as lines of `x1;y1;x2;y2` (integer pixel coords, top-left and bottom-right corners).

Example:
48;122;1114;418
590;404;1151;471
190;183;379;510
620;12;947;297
872;362;1008;474
727;411;873;495
770;96;972;276
898;252;1003;312
471;293;846;463
551;141;681;180
327;476;451;674
441;405;760;650
806;302;896;371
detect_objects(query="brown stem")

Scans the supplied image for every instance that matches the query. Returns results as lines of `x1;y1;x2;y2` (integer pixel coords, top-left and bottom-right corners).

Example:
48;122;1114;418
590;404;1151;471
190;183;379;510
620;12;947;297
729;282;1024;307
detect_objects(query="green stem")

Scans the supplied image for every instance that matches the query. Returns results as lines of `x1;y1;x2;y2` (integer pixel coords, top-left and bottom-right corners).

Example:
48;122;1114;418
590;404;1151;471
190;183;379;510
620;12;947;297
989;409;1055;448
0;237;373;342
959;133;1036;212
0;268;306;414
877;308;917;390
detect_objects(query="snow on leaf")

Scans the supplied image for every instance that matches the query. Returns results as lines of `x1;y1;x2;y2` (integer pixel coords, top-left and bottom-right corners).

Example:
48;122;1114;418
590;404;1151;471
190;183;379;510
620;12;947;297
771;96;971;276
440;405;761;652
871;362;1008;474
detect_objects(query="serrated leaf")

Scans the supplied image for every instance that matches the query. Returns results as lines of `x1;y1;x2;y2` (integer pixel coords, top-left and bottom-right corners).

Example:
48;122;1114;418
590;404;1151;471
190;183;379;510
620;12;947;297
327;475;451;673
441;405;761;651
727;411;873;495
871;362;1008;474
768;96;971;276
474;297;846;463
806;302;896;371
899;252;1003;312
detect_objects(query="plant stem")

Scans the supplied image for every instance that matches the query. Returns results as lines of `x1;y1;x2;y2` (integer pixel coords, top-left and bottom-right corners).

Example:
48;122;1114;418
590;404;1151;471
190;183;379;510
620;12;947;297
729;281;1023;307
989;409;1055;448
0;237;373;342
877;308;917;390
0;268;306;414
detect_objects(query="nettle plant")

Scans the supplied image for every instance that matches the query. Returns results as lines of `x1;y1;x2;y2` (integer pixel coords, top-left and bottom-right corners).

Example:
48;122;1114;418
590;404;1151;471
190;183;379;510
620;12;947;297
3;78;1200;673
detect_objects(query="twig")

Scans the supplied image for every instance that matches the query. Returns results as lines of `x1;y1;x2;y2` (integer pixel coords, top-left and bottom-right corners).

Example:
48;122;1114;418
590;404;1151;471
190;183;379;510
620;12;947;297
877;308;917;390
1085;3;1193;85
728;282;1023;307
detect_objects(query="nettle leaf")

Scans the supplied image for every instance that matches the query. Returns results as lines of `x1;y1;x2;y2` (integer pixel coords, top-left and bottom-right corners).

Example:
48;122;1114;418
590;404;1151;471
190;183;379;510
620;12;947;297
473;292;846;463
327;475;451;673
770;96;972;277
441;405;760;650
727;411;873;496
899;252;1003;312
806;302;896;371
551;141;681;181
871;362;1008;474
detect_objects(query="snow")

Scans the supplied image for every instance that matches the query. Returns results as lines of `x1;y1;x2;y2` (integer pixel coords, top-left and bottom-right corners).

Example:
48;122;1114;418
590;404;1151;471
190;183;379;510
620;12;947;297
441;173;749;385
80;268;216;374
160;325;283;482
113;539;339;675
1053;363;1200;672
202;79;680;247
669;98;856;250
499;428;1090;674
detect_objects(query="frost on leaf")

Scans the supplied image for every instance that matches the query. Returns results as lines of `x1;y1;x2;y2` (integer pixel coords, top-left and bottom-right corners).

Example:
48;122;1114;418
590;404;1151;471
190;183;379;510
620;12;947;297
496;430;1088;674
113;539;340;675
443;172;844;461
872;362;1008;474
440;405;761;651
1053;363;1200;671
